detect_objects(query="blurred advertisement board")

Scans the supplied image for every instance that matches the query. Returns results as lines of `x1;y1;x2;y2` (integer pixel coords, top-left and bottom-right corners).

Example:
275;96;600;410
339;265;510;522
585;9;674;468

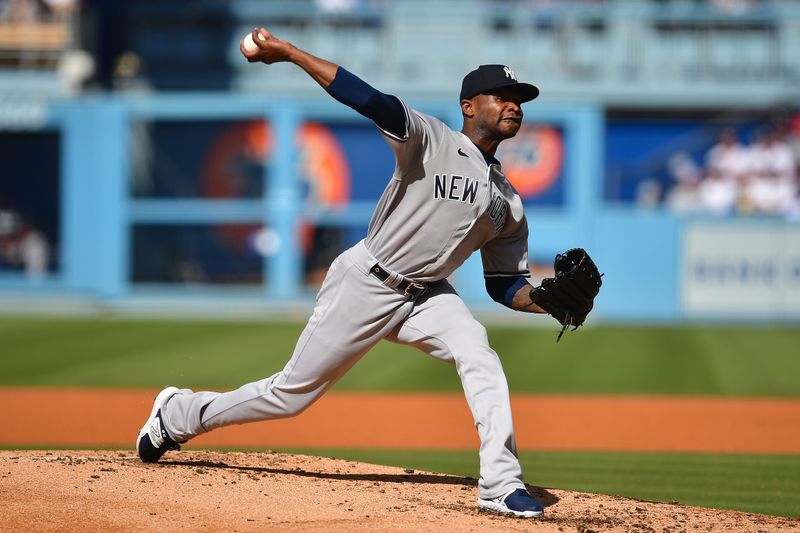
133;119;565;206
682;224;800;317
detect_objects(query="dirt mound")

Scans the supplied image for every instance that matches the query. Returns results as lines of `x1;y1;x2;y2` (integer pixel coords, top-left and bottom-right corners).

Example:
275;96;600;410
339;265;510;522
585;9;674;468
1;451;797;532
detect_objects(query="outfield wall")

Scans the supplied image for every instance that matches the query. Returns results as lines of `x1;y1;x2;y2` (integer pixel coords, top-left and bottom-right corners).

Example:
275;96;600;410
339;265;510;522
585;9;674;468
0;95;798;323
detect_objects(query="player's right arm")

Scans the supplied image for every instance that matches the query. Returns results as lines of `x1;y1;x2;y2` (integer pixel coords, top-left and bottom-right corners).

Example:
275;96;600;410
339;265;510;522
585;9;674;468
240;28;406;139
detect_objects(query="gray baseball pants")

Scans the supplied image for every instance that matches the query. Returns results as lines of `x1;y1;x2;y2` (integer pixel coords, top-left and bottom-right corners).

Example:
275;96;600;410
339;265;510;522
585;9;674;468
162;240;526;499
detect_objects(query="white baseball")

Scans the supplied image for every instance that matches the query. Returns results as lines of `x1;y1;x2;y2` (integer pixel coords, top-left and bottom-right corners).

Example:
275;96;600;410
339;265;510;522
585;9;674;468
243;32;264;53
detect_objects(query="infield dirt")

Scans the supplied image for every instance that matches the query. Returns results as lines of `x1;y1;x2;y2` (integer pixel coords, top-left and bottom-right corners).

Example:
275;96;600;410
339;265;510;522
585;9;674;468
4;388;800;453
2;450;799;532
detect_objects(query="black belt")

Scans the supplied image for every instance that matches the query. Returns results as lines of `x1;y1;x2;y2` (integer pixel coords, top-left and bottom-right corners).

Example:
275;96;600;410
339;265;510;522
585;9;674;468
369;263;430;300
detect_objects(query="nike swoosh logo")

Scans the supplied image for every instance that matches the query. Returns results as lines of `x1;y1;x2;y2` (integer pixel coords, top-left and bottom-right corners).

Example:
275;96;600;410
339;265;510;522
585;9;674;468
457;148;469;158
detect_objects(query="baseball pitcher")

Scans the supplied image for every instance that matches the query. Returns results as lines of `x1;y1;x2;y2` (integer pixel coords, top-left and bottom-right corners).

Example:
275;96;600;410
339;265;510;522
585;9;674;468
136;27;602;519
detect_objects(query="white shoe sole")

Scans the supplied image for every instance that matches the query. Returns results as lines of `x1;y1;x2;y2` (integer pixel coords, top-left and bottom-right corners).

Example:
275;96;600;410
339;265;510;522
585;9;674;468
136;386;180;449
478;498;543;518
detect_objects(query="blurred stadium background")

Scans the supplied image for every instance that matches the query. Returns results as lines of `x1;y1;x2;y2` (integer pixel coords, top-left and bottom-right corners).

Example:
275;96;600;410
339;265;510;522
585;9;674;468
1;0;799;519
1;0;798;316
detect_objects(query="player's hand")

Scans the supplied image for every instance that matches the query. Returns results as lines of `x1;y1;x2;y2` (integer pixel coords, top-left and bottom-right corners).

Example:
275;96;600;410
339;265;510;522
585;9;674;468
240;28;293;64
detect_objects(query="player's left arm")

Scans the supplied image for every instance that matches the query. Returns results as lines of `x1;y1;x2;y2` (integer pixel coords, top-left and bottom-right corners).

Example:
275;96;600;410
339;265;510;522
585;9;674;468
485;276;547;314
482;205;544;312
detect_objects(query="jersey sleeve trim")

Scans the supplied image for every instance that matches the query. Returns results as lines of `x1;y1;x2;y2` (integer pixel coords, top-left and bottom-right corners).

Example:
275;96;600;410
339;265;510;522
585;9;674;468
326;67;406;137
377;99;411;143
485;275;530;308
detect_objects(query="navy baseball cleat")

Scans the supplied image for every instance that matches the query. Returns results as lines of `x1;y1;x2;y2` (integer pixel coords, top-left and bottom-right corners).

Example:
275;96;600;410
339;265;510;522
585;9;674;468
478;488;544;518
136;386;183;463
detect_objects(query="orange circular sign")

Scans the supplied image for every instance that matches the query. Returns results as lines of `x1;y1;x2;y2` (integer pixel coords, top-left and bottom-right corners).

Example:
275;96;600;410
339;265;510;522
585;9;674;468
496;125;564;198
201;120;351;249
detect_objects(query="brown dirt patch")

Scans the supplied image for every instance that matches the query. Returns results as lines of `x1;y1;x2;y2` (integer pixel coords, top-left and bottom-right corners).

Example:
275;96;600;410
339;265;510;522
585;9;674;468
3;388;800;453
2;450;798;532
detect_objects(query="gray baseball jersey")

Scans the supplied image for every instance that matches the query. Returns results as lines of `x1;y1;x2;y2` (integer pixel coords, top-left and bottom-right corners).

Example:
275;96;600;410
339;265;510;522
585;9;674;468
161;100;531;500
368;101;529;283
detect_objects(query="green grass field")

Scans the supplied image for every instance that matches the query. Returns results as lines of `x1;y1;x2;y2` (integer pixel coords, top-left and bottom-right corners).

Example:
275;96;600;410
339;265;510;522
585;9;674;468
2;316;799;396
2;316;799;517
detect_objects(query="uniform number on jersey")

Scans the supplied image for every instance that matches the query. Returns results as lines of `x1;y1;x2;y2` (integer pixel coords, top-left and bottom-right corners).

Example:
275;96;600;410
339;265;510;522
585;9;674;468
434;174;479;205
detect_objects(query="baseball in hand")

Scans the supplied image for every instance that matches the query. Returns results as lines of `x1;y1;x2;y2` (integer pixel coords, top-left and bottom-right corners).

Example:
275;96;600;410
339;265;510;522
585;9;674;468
243;32;265;53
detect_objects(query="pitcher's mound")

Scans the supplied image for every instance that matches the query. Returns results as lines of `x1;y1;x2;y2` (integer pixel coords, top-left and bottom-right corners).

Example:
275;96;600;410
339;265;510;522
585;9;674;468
1;450;797;532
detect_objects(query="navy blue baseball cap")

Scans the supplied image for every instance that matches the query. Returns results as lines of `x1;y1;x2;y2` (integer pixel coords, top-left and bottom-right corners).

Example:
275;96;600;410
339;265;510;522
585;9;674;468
460;64;539;102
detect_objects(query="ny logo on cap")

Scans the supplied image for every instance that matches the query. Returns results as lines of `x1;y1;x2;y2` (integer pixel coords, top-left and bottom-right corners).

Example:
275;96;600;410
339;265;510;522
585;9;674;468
503;66;517;81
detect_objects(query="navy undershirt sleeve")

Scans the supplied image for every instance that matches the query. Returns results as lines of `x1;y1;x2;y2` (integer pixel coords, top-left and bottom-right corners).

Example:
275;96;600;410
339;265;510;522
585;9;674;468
485;276;530;309
325;67;406;139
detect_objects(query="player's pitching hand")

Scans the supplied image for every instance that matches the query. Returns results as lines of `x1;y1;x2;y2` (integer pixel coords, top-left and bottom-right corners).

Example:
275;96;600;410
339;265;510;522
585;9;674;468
239;28;292;64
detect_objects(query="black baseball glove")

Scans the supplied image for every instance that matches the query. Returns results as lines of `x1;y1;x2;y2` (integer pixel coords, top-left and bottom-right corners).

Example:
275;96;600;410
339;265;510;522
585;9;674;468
530;248;603;341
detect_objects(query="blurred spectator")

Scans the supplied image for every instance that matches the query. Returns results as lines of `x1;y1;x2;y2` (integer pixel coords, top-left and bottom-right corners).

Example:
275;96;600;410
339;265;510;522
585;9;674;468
764;129;795;184
635;178;663;209
700;128;747;216
698;168;737;216
790;113;800;179
742;170;795;215
741;129;797;215
16;222;49;278
742;128;770;180
705;128;748;184
0;209;50;279
666;122;798;218
665;152;704;214
57;48;94;94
